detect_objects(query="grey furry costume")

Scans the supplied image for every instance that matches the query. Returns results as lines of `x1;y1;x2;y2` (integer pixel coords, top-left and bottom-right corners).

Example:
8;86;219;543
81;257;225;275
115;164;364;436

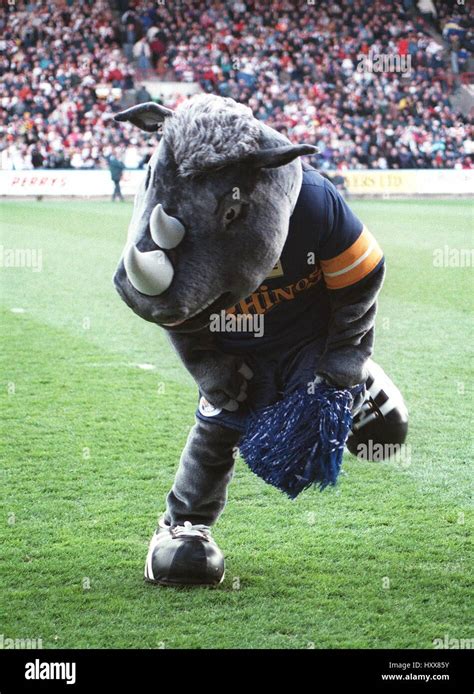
113;95;407;529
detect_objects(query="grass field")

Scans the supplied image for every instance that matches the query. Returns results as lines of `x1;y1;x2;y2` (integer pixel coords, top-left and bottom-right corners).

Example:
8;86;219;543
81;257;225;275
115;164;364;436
1;198;472;649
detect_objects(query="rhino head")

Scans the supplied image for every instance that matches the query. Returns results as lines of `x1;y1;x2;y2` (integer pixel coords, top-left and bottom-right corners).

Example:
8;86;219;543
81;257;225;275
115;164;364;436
113;94;317;333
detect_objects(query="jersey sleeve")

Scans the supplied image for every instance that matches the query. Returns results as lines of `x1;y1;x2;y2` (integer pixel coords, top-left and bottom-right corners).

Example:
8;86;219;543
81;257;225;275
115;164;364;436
318;179;384;290
306;177;386;387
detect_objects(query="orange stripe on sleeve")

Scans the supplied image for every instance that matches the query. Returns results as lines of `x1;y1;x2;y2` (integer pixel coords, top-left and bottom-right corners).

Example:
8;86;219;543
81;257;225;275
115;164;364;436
320;226;383;290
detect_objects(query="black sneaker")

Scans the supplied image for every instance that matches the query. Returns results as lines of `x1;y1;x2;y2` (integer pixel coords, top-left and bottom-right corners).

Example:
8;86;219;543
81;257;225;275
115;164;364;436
144;518;225;586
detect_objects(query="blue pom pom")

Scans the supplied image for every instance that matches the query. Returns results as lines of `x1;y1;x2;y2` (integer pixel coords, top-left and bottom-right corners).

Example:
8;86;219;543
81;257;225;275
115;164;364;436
239;383;362;499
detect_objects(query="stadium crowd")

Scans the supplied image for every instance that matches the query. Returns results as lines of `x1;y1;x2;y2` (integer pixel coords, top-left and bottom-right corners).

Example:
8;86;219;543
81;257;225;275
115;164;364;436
0;0;138;170
1;0;472;171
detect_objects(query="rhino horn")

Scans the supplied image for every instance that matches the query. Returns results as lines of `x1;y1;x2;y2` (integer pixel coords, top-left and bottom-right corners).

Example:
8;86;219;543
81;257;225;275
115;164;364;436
124;244;173;296
149;204;185;249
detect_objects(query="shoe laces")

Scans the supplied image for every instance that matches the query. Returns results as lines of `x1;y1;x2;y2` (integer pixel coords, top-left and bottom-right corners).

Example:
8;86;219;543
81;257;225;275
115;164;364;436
171;521;212;540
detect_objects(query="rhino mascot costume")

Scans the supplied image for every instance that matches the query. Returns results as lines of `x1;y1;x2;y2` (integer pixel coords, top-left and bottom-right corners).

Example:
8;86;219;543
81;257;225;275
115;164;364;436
113;95;408;586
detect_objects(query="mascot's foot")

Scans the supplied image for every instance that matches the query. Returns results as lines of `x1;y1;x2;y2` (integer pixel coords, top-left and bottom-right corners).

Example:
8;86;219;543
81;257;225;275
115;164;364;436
144;518;225;587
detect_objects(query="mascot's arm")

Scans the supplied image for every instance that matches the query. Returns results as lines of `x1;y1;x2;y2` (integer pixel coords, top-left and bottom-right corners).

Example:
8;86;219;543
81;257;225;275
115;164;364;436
315;181;385;388
316;262;385;388
167;330;252;411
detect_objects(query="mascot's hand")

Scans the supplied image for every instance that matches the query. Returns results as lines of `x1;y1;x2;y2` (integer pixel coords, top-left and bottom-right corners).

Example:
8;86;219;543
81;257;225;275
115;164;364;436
314;373;366;415
198;356;253;412
166;331;253;411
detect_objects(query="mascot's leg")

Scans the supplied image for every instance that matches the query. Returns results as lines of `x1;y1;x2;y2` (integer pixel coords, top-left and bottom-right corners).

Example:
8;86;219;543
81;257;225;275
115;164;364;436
144;418;241;586
346;358;409;461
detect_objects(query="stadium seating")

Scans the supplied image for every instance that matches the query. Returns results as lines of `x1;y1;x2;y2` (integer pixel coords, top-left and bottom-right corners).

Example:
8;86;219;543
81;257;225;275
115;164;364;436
1;0;472;171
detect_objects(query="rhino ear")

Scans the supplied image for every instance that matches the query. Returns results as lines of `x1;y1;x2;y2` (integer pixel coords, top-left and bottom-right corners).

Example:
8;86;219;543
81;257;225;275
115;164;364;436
245;144;319;169
114;102;174;132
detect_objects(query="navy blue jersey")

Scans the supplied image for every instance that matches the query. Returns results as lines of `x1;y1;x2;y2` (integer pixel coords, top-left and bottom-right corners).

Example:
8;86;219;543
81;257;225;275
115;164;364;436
215;168;384;354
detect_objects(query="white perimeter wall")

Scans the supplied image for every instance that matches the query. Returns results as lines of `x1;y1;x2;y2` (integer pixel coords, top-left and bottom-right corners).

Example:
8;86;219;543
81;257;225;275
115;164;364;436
1;168;473;196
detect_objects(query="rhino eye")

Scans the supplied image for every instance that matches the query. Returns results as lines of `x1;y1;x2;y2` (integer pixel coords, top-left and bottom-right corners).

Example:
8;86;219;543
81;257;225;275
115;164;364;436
223;202;242;227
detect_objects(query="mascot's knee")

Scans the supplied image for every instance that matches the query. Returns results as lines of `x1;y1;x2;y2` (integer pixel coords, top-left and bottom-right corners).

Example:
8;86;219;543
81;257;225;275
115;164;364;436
346;361;408;462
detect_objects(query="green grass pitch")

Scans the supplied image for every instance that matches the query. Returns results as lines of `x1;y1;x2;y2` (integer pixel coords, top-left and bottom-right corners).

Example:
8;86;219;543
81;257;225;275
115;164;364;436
1;198;472;649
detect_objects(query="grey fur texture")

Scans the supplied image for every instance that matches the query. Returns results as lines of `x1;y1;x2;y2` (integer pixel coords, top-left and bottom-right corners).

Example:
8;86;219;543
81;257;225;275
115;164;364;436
163;95;261;177
112;95;394;534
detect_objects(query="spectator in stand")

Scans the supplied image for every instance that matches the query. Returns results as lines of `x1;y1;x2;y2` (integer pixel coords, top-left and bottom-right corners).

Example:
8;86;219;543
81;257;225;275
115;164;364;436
135;84;152;104
133;37;152;73
123;23;137;62
30;145;43;169
417;0;437;27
